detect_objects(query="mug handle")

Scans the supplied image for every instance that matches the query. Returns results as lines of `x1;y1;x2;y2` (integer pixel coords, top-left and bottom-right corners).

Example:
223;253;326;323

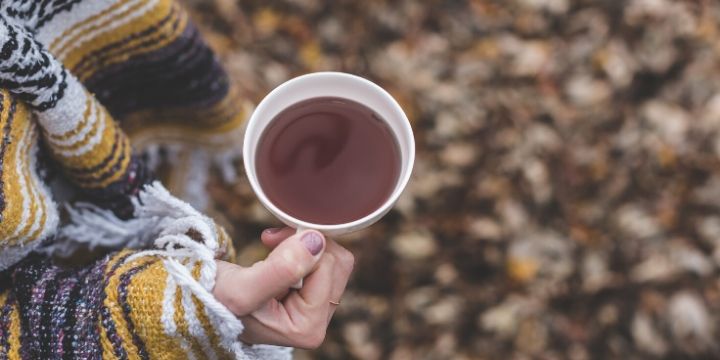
290;226;306;289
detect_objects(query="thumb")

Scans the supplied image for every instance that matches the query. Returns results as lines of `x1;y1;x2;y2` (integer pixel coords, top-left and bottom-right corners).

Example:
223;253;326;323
217;230;325;315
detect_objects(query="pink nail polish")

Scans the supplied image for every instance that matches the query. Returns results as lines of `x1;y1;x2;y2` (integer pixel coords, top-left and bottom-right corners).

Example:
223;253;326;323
301;232;324;255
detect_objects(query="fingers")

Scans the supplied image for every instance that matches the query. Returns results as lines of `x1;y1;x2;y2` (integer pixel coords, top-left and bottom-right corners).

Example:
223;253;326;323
261;227;295;248
274;239;354;346
239;310;289;347
240;254;340;349
323;239;354;320
325;239;355;283
285;254;335;310
216;230;326;316
275;255;335;348
218;233;356;349
276;238;354;311
240;301;328;349
238;255;335;349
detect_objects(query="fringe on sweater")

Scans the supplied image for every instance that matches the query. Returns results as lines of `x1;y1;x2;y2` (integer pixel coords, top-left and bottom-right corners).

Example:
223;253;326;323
0;0;288;358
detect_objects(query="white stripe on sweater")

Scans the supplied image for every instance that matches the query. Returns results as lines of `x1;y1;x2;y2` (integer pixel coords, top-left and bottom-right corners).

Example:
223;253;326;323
161;274;197;360
34;0;121;46
35;77;87;135
181;266;218;360
48;0;146;54
54;0;160;61
45;97;95;147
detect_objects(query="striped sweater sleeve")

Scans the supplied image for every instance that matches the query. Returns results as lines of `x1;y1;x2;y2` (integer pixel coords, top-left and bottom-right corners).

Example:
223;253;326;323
0;12;154;219
0;11;152;266
0;0;249;211
0;5;292;357
0;175;292;358
0;249;292;359
32;0;249;209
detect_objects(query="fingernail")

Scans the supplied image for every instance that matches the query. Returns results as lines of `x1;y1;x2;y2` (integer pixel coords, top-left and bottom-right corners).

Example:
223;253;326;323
301;231;324;256
264;228;283;235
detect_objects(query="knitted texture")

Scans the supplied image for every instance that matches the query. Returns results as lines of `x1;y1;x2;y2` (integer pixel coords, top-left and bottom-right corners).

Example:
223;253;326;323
0;0;288;358
0;250;292;359
0;0;247;212
0;0;248;267
0;90;59;270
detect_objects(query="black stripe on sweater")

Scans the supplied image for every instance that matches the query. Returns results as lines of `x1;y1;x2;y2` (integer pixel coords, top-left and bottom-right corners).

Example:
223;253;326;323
0;92;13;219
117;261;156;360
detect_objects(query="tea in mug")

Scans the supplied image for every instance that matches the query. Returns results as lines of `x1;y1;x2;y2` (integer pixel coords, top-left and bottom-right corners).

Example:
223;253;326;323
256;97;401;225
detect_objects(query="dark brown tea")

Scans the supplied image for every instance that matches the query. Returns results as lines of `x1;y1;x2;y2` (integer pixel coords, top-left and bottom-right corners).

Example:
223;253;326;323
256;96;400;225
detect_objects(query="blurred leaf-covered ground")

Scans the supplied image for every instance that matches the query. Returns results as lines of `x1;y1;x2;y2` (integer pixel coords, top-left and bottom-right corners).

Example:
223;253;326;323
185;0;720;359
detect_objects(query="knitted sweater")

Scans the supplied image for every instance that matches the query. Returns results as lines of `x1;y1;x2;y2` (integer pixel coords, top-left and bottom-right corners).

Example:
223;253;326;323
0;0;290;358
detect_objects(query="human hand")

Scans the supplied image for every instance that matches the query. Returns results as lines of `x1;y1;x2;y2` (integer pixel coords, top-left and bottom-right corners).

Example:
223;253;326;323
213;228;354;349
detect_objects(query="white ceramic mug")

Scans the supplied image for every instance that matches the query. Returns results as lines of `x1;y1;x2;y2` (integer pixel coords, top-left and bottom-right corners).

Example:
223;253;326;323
243;72;415;237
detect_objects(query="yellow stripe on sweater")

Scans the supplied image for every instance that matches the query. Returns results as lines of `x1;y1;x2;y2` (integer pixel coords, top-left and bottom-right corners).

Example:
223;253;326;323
15;117;41;242
50;100;102;152
126;261;190;360
50;0;140;56
17;116;48;243
0;95;44;246
103;256;155;360
61;0;171;71
0;291;22;360
0;291;8;355
76;4;189;82
70;136;131;188
61;0;177;78
0;92;21;243
7;297;21;360
57;103;132;188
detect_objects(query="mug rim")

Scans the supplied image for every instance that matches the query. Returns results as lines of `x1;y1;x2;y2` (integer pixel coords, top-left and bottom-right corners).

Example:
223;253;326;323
243;71;415;233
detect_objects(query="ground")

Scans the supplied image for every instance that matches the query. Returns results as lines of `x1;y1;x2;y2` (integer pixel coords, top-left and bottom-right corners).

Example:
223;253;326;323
184;0;720;359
